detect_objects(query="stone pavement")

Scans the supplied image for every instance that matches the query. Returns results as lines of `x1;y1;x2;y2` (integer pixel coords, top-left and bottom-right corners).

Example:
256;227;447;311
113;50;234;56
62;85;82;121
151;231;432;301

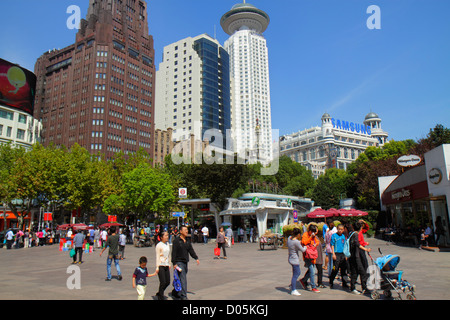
0;237;449;300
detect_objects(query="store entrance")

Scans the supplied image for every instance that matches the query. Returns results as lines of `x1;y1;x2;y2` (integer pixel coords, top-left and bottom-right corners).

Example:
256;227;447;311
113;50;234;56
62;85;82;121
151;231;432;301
430;198;450;247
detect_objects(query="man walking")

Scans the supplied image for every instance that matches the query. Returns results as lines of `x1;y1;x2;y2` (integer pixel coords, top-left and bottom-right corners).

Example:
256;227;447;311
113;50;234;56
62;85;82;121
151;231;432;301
100;227;122;281
172;225;200;300
72;230;85;264
201;225;209;244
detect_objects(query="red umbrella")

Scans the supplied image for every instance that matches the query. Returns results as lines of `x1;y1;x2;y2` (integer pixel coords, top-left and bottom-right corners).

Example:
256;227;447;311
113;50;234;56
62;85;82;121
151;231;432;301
99;223;124;229
339;209;368;217
56;224;72;231
307;208;334;218
327;208;341;217
72;223;93;231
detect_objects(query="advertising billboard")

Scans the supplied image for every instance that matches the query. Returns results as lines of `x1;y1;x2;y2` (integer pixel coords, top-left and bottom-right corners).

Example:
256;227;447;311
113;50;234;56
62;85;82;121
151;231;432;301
0;58;36;115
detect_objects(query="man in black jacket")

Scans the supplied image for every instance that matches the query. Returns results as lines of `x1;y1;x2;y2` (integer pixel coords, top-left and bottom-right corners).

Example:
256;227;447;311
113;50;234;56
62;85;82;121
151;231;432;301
172;225;200;300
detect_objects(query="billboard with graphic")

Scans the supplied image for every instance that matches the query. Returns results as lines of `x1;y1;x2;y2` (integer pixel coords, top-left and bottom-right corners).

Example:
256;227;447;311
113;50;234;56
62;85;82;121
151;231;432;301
0;58;36;115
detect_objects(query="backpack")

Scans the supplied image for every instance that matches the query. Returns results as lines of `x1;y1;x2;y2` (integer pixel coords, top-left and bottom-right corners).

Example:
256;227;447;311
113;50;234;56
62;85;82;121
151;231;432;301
343;232;355;258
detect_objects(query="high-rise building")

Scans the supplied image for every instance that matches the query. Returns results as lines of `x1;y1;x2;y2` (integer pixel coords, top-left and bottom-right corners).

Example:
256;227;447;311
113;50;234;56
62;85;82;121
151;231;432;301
34;0;156;159
155;34;231;148
221;2;273;163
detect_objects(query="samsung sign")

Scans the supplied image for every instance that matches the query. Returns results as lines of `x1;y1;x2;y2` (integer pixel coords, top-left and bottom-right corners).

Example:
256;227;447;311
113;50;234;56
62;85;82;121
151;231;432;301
332;118;372;135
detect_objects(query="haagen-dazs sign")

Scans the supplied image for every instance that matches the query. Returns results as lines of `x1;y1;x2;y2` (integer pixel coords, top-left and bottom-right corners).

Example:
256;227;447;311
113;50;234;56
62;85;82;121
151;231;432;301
397;155;421;167
392;189;411;201
429;168;443;185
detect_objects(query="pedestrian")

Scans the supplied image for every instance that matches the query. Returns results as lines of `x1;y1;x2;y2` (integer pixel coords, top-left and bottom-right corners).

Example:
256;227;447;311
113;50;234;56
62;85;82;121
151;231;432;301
171;225;200;300
348;222;369;295
94;227;100;249
299;224;320;293
155;231;171;300
435;216;445;246
329;224;349;290
100;227;123;281
238;226;245;243
324;219;337;276
132;256;157;300
315;236;326;288
5;229;14;249
119;229;127;260
101;228;108;248
71;230;85;264
24;229;29;248
357;219;371;272
201;225;209;244
225;226;233;248
287;228;306;296
215;226;227;259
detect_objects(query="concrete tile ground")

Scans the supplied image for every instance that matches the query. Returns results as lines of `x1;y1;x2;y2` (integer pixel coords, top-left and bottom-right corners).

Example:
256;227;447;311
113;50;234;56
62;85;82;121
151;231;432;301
0;237;449;301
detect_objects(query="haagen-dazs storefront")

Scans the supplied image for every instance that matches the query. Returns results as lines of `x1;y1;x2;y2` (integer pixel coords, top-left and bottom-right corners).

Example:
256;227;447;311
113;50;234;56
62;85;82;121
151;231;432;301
380;144;450;246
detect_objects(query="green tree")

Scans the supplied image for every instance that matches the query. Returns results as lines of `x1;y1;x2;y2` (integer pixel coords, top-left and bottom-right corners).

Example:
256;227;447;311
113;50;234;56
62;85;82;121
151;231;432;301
120;163;176;223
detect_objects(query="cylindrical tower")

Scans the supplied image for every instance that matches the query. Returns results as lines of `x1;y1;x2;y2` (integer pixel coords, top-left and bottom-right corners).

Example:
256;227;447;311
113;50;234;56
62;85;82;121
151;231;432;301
220;2;270;35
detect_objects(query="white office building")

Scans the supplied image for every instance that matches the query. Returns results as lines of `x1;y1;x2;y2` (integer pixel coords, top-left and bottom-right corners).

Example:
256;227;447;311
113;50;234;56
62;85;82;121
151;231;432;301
0;104;42;149
221;2;273;163
280;112;389;178
155;34;231;148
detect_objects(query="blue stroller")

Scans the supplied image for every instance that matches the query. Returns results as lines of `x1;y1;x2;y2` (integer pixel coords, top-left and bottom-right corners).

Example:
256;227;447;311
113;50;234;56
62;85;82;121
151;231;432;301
368;250;417;300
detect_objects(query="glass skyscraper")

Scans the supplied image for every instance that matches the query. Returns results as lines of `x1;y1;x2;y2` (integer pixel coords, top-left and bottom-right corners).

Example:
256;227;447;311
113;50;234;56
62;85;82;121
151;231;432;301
155;34;231;149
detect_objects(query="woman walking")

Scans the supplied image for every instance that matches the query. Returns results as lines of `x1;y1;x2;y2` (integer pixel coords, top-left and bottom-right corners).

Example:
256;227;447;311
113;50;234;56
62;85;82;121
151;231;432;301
216;226;228;259
287;228;306;296
299;224;320;293
155;231;171;300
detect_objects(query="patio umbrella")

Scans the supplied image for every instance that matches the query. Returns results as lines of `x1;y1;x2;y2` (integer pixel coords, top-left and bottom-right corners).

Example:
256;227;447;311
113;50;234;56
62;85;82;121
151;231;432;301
71;223;92;231
56;224;72;231
99;222;124;229
327;208;341;217
307;208;334;218
338;209;368;217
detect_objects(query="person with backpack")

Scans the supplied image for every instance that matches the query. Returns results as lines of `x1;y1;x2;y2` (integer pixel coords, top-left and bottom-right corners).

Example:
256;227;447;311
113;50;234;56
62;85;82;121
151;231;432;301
299;224;320;293
347;222;369;295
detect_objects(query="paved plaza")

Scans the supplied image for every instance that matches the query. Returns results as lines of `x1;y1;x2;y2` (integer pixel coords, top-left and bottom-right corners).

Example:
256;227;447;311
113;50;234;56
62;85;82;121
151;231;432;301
0;237;449;300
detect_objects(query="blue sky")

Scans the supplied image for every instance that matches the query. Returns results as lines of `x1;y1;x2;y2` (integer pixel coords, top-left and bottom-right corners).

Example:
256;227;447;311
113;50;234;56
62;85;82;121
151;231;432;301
1;0;449;142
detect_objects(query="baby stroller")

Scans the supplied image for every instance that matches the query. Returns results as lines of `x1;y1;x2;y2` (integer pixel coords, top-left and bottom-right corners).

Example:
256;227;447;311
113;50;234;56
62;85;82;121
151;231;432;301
368;249;417;300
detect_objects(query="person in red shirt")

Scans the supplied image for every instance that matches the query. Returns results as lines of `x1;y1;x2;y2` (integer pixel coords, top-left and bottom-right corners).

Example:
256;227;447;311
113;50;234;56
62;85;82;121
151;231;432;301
357;220;371;272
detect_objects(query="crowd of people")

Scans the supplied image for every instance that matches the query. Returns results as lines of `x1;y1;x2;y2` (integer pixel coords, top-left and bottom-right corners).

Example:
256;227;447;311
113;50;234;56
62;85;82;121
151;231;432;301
287;219;372;296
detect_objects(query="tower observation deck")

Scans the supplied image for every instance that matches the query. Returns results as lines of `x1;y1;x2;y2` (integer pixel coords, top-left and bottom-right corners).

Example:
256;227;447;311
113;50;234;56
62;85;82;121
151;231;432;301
220;2;270;35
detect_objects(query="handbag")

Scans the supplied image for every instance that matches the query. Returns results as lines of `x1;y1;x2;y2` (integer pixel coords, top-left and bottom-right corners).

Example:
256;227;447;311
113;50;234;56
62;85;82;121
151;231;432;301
173;269;182;292
305;244;318;260
69;248;76;258
214;247;221;256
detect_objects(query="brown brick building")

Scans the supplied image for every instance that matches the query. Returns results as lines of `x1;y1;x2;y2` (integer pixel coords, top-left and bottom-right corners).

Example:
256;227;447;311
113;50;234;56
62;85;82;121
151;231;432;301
34;0;156;159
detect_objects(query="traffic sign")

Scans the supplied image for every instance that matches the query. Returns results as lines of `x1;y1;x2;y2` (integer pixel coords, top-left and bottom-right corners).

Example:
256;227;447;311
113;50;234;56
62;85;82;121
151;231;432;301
293;210;298;223
172;212;185;218
179;188;187;198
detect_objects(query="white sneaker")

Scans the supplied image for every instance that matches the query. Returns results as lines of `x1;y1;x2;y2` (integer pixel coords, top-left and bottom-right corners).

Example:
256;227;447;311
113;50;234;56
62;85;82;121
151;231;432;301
291;290;302;296
351;289;361;295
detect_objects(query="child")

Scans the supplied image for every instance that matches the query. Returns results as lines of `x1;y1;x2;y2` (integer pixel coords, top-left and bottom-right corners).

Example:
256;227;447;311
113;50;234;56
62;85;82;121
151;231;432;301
420;229;427;249
132;256;157;300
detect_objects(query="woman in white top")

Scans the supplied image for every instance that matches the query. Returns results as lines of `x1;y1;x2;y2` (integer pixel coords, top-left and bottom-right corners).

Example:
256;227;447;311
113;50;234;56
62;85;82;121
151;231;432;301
155;231;171;300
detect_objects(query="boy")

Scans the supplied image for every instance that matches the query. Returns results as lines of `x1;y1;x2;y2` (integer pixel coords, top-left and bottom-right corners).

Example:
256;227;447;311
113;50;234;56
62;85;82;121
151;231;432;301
132;256;157;300
329;224;349;290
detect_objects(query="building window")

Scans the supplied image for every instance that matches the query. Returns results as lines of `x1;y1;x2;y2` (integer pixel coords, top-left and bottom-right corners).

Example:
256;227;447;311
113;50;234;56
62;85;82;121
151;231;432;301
16;129;25;140
18;114;27;124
